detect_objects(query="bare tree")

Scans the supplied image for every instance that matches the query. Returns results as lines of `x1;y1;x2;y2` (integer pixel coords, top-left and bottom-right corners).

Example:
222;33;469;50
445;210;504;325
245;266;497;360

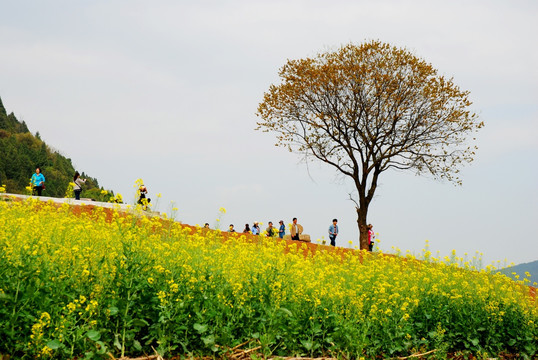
256;41;483;250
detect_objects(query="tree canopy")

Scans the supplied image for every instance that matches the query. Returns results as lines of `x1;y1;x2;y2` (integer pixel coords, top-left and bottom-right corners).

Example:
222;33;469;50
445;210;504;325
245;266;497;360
256;41;483;249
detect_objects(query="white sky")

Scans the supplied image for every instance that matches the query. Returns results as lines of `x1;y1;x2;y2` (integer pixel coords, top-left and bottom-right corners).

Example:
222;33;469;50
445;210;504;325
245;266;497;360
1;0;537;266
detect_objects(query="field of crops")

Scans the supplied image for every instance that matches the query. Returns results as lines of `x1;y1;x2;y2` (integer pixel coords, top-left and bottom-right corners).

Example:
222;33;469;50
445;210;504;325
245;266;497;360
0;198;536;359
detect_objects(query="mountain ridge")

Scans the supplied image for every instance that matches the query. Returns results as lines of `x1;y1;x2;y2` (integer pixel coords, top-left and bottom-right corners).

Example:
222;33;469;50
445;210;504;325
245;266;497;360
501;259;538;284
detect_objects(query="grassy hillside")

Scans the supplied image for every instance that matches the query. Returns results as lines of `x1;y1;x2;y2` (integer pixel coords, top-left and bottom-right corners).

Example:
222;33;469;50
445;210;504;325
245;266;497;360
0;96;114;201
0;199;536;359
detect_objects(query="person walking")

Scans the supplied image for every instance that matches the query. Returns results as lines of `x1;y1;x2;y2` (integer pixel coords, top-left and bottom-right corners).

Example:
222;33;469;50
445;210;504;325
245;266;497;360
328;218;339;246
278;220;285;239
368;224;375;251
290;217;303;240
31;167;45;196
73;171;86;200
243;224;251;233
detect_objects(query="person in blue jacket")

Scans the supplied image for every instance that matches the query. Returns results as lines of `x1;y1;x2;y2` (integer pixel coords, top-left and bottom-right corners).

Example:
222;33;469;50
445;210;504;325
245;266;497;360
278;220;286;239
251;222;260;235
328;218;339;247
31;167;45;196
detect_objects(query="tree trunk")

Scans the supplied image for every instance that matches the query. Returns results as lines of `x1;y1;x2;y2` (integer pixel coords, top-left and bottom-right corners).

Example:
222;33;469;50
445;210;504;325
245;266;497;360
356;207;369;250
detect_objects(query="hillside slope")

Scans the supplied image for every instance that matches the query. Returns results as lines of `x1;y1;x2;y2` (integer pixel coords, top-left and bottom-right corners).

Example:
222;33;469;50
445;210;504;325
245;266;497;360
501;259;538;283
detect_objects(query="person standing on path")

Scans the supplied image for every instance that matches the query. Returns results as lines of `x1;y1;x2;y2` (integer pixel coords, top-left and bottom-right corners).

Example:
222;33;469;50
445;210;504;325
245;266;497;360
328;218;339;246
31;167;45;196
138;185;151;210
368;224;375;251
278;220;285;239
252;222;260;235
290;217;303;240
266;221;275;237
73;171;86;200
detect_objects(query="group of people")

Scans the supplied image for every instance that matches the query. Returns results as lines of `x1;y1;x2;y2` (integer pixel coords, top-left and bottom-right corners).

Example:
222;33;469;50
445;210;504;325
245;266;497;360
222;217;304;240
222;217;375;250
30;167;87;200
30;167;150;206
29;168;376;251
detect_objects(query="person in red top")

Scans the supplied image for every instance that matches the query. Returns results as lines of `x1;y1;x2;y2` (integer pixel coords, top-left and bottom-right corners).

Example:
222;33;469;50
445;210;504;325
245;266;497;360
367;224;374;251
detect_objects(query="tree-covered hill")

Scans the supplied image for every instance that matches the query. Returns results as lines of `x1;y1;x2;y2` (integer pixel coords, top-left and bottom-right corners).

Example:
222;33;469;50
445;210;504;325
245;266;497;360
0;96;114;201
501;259;538;283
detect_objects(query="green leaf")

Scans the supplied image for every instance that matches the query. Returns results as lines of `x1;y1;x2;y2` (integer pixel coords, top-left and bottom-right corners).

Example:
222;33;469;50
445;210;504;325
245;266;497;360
133;339;142;351
524;344;536;355
46;339;62;350
108;306;119;316
194;323;208;333
301;339;313;351
279;307;293;317
132;318;149;327
470;338;479;346
95;341;107;355
86;330;101;341
202;334;215;346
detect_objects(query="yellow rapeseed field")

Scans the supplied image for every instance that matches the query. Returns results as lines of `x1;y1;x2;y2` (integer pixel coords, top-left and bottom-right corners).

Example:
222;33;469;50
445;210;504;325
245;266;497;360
0;197;536;359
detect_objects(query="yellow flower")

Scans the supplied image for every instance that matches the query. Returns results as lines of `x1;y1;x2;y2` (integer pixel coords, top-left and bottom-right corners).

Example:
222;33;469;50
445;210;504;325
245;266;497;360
41;346;53;356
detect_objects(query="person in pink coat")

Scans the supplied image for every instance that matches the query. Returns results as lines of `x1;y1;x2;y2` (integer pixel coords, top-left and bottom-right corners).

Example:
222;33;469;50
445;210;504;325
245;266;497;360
367;224;374;251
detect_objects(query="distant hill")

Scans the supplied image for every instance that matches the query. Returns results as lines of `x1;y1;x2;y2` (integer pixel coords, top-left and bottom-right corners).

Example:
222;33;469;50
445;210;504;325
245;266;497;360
0;96;114;201
500;259;538;284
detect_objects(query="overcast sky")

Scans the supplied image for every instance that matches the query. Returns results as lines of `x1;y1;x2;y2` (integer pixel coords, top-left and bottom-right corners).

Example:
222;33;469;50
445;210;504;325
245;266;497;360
1;0;537;266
